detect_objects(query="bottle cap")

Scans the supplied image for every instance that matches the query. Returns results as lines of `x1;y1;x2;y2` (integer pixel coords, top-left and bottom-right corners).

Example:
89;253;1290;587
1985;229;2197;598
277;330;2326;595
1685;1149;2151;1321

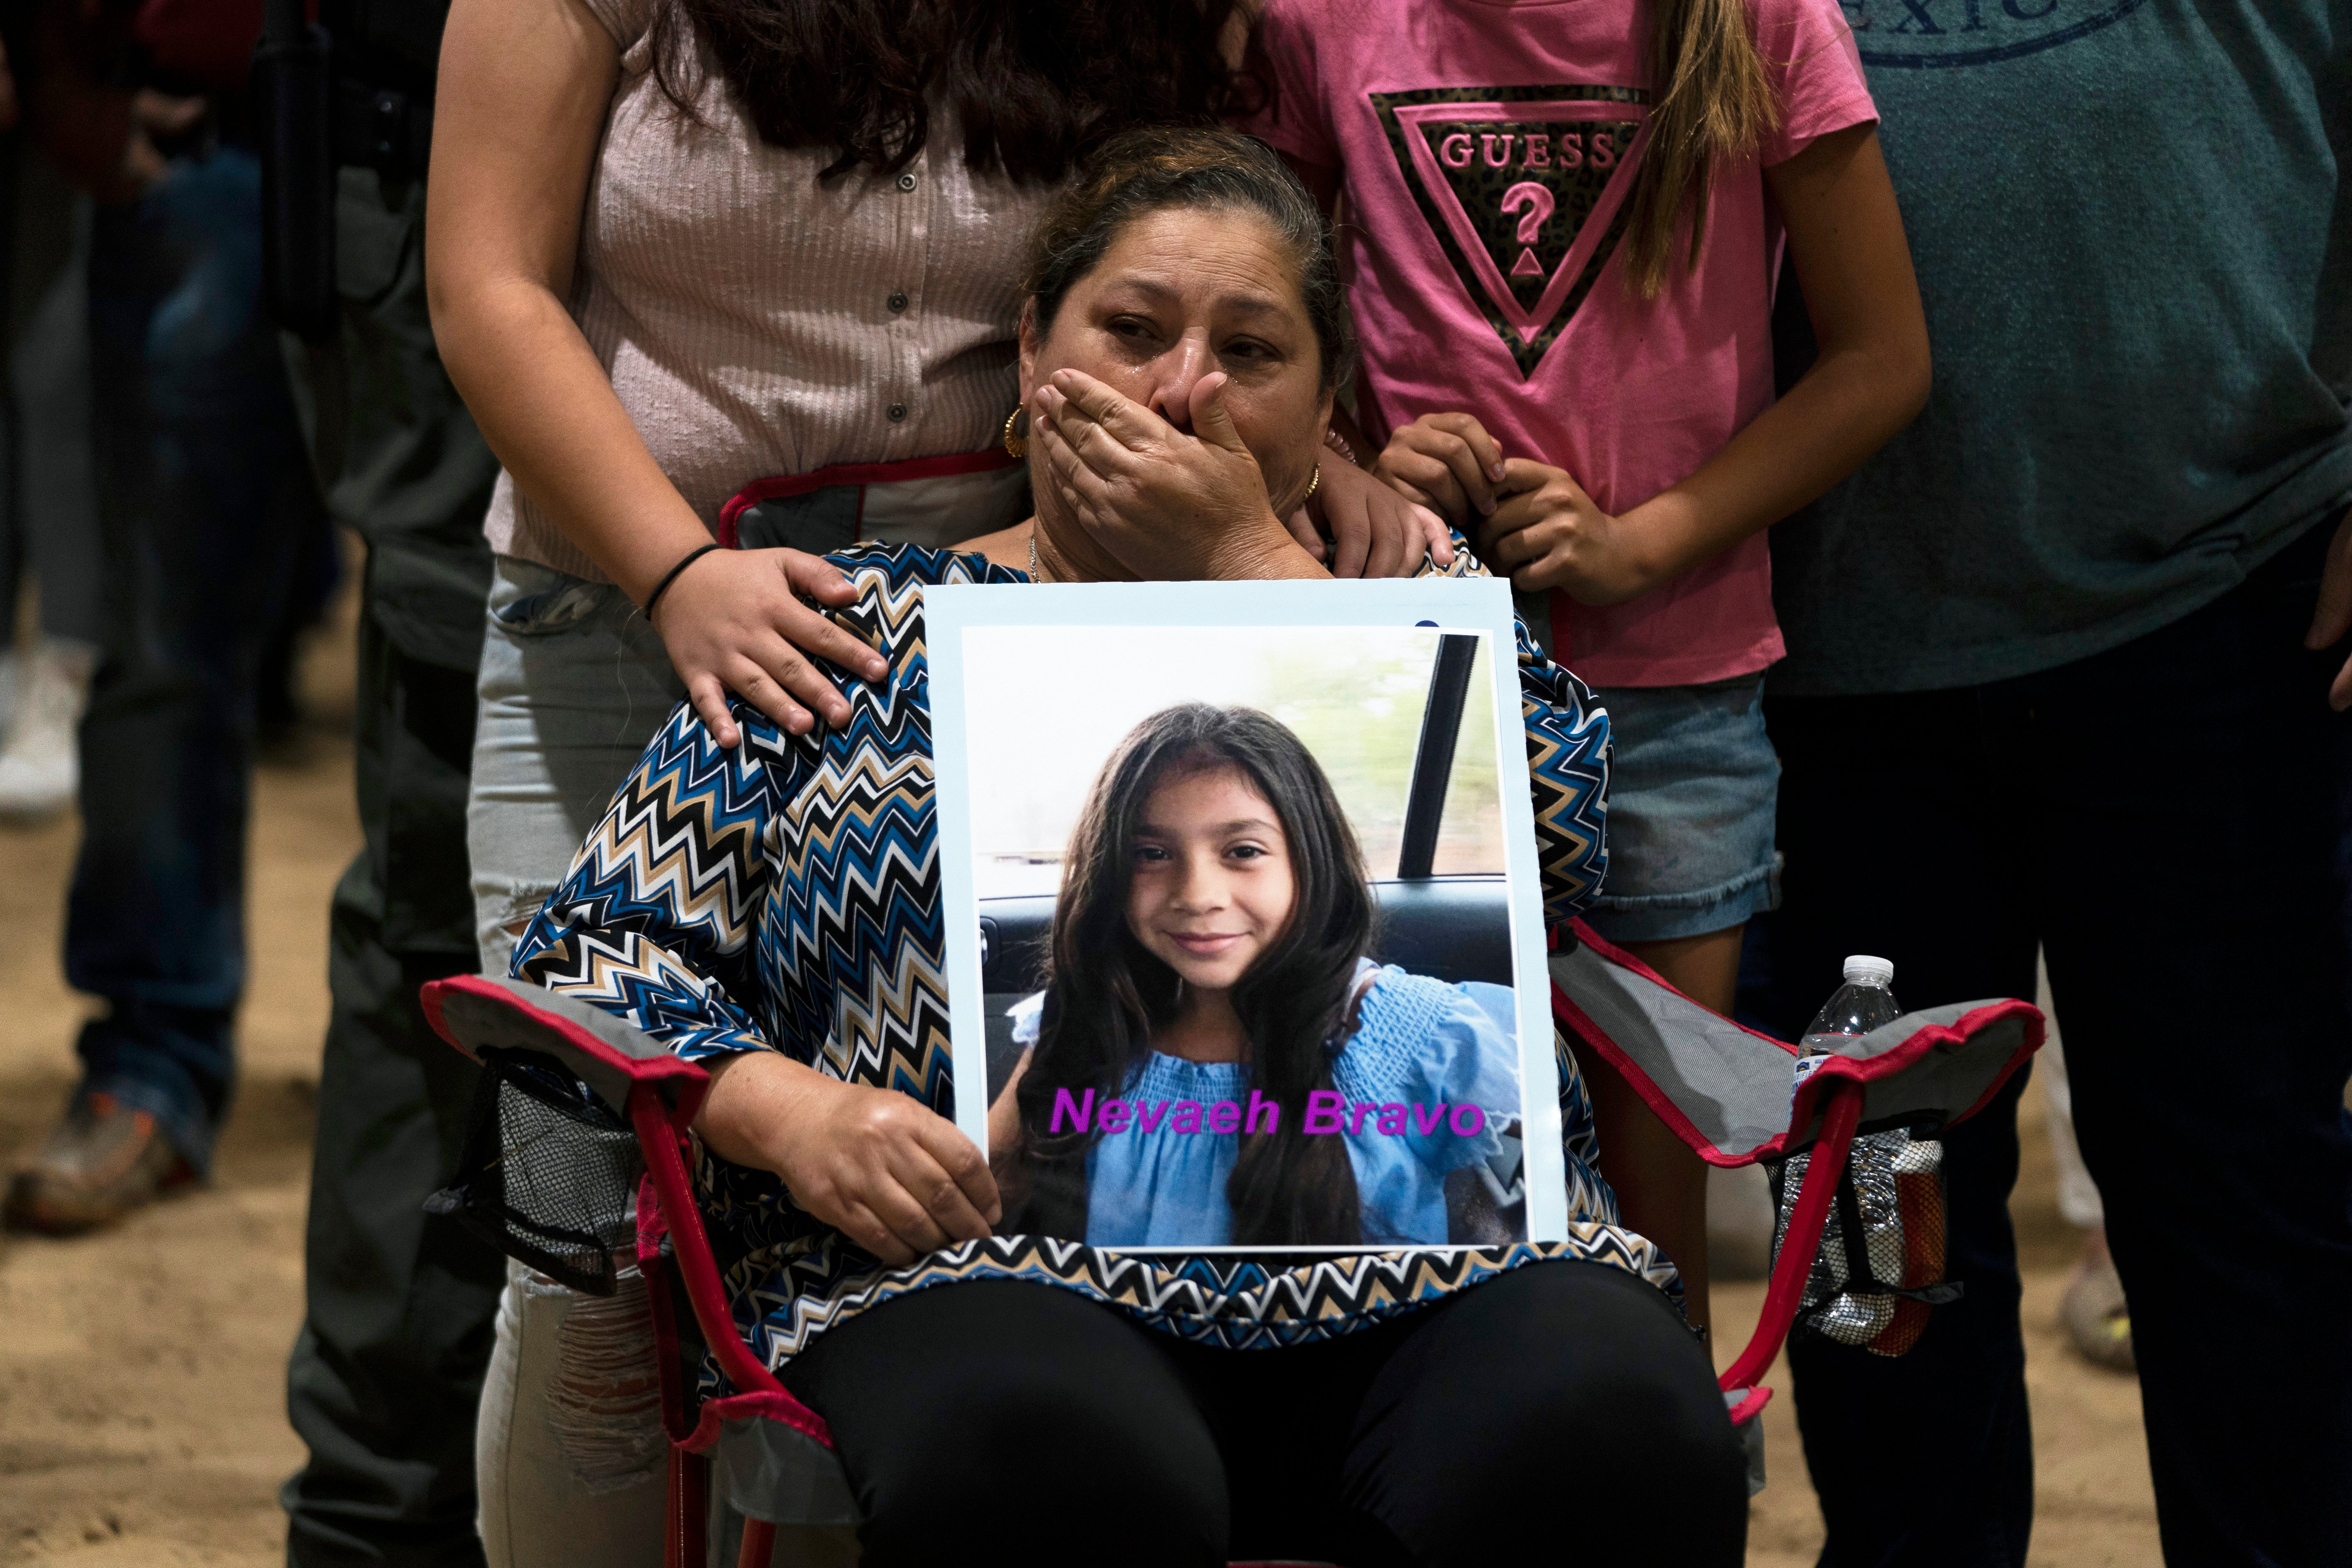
1843;954;1894;988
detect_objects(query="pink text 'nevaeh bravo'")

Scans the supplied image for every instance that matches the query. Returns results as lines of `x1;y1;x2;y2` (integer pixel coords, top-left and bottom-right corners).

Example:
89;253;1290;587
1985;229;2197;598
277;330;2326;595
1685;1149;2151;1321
1049;1089;1488;1139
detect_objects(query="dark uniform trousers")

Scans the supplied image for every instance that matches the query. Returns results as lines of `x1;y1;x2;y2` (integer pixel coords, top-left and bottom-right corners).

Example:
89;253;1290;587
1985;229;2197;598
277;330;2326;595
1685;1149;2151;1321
279;165;504;1568
1741;519;2352;1568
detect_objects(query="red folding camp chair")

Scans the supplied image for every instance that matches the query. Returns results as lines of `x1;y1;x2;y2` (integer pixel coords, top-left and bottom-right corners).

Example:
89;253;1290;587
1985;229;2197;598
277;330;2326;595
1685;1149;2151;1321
422;921;2040;1567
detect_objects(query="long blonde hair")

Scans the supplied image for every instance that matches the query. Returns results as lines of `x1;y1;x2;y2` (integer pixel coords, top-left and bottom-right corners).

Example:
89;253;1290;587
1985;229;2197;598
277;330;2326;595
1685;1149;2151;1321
1620;0;1783;299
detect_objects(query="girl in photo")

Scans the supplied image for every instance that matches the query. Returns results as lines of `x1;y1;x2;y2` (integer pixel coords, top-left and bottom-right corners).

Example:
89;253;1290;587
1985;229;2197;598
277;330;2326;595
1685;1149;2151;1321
987;702;1542;1247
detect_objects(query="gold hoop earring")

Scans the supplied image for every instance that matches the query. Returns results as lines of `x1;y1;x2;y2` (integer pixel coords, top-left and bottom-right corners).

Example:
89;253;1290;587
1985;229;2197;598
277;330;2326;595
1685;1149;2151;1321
1003;406;1028;459
1302;463;1321;503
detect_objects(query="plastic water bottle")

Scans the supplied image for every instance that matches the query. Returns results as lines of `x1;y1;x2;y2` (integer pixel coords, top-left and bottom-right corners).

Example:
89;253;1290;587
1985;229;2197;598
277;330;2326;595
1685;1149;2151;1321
1800;955;1901;1057
1775;952;1952;1354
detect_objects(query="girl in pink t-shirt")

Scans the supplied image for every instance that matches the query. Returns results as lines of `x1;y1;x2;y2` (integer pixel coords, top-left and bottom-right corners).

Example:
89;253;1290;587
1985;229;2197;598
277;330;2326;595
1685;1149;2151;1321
1244;0;1929;1323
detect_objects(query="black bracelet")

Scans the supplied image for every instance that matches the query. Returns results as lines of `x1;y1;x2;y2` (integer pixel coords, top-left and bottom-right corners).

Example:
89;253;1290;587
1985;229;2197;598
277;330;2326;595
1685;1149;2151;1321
642;542;722;621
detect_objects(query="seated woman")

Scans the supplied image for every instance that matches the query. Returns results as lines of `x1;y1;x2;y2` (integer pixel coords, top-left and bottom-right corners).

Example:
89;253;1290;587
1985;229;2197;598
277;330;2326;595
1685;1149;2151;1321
988;701;1597;1249
511;127;1747;1566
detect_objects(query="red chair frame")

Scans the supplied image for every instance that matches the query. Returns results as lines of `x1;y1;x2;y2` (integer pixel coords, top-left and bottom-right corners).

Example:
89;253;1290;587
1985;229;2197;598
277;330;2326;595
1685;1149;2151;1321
424;920;2041;1568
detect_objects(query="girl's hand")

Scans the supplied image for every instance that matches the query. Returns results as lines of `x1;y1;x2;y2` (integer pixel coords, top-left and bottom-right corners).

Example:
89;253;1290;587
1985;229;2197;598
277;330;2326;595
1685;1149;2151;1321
650;548;892;748
1372;412;1509;528
1480;458;1658;604
1033;368;1322;580
1288;457;1455;577
700;1053;1000;1267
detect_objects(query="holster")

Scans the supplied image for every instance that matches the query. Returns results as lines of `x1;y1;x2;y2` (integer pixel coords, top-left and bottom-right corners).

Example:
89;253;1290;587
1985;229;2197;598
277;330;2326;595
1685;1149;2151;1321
253;0;337;342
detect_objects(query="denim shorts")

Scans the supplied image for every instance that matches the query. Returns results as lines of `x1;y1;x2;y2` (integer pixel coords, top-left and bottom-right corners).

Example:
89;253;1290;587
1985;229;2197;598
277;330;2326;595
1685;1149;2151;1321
1582;672;1782;945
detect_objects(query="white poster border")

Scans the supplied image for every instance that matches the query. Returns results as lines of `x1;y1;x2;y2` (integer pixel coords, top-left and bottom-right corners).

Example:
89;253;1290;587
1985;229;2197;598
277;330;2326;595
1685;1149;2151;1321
927;576;1569;1249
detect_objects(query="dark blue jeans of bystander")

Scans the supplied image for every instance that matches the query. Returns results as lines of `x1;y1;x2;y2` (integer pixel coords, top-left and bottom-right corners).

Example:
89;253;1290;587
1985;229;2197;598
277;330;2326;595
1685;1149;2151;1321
67;144;314;1170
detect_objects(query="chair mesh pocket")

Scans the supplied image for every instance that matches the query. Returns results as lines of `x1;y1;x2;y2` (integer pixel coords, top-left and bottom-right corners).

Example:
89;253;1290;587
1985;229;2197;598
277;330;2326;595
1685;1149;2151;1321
427;1047;642;1297
1767;1128;1961;1357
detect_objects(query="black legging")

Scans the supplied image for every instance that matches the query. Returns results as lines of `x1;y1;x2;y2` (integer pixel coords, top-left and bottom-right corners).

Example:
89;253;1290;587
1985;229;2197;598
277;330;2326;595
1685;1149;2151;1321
778;1261;1747;1566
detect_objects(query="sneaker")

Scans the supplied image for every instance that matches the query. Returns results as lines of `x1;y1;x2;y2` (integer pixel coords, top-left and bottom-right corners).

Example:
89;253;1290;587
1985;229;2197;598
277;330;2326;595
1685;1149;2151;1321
3;1092;198;1235
0;637;90;818
2059;1230;2135;1372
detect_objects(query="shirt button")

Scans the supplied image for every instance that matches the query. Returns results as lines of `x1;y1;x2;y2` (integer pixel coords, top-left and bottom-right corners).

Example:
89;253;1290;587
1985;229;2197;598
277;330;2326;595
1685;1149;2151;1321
896;172;917;192
886;403;908;422
887;291;908;313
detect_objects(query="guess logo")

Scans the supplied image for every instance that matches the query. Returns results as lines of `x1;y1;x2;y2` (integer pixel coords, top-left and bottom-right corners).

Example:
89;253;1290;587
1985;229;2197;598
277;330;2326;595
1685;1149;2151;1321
1370;85;1650;378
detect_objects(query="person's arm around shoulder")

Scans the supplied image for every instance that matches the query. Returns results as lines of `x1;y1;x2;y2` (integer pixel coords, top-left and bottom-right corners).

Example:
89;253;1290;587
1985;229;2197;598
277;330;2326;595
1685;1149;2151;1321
1298;441;1457;577
426;0;887;746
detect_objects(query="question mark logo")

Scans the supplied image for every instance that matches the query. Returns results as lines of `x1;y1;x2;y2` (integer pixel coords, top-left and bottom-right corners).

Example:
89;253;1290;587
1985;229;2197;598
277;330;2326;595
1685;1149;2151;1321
1500;181;1554;279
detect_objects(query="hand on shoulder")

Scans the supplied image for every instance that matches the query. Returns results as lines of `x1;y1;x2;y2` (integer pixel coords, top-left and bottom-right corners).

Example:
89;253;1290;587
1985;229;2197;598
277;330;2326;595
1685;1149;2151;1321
1286;457;1456;577
651;547;891;748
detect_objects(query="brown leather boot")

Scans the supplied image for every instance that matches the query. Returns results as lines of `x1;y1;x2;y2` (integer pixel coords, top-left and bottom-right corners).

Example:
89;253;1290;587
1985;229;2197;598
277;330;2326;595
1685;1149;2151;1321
4;1092;199;1235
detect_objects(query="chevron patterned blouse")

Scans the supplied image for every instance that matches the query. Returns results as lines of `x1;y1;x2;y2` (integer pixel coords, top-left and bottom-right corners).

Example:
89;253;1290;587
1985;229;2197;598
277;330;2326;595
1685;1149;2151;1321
512;544;1679;1389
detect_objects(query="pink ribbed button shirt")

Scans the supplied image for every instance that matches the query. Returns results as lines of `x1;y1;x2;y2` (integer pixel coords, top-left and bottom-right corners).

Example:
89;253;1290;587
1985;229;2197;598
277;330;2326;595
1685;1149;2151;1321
482;0;1062;580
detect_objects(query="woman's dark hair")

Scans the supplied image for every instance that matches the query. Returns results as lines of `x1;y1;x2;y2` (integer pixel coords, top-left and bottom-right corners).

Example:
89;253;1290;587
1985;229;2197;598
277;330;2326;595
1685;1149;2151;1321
1006;704;1370;1247
1022;125;1355;390
649;0;1256;184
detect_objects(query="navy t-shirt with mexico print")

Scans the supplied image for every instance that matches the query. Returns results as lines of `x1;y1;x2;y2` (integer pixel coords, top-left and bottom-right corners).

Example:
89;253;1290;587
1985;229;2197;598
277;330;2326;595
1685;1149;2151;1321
1766;0;2352;695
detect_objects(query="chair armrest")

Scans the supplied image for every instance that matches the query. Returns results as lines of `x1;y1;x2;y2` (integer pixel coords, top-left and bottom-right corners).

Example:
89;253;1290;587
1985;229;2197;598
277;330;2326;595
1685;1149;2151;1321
422;973;713;1124
1549;919;2043;1165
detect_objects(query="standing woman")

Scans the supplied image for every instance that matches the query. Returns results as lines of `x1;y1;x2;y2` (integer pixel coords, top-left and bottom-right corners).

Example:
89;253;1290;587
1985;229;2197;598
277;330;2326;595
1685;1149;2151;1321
429;0;1257;978
424;5;1254;1561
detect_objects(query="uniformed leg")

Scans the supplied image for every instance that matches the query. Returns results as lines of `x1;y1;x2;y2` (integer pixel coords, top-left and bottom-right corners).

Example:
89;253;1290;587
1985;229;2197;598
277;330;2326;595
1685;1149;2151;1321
281;165;508;1567
283;601;507;1567
2026;520;2352;1565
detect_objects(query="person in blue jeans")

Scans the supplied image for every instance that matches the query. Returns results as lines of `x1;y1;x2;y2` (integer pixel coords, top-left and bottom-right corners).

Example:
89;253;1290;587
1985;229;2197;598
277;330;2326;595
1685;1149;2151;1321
5;140;316;1229
1736;6;2352;1564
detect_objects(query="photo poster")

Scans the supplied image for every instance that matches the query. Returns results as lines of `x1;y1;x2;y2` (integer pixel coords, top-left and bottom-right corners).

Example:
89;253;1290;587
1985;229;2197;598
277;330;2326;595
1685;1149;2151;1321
929;577;1568;1252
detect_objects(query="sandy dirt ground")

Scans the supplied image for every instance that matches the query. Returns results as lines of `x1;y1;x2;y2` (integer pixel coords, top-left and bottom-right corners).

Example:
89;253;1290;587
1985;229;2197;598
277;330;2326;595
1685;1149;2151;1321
0;558;2163;1566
